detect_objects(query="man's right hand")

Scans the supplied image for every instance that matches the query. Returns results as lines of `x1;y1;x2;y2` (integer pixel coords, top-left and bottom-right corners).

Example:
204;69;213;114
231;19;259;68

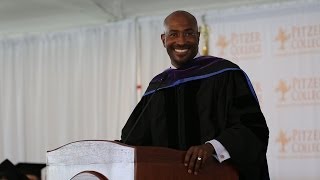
184;143;215;175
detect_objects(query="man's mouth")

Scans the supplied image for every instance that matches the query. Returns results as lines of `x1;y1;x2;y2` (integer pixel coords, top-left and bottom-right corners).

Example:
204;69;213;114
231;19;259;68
174;49;188;53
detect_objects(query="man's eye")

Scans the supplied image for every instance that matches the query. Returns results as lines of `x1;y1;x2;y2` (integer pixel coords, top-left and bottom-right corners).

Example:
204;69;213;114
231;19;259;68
169;33;177;37
185;32;195;37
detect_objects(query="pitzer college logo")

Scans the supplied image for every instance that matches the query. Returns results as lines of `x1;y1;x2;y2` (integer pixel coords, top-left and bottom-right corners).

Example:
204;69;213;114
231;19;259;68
276;129;290;153
274;24;320;55
216;32;262;60
275;77;320;106
276;129;320;158
275;80;290;102
275;28;289;50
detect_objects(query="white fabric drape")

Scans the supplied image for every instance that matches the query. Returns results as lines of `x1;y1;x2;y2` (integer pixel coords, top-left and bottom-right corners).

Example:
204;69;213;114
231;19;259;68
0;20;137;163
137;16;171;96
0;1;319;179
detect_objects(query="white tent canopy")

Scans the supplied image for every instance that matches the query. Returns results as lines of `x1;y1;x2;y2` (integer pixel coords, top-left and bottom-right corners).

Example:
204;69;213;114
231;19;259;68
0;0;293;35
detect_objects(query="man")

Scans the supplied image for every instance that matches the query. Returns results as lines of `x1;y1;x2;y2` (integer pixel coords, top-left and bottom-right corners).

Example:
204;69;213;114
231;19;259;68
121;10;270;180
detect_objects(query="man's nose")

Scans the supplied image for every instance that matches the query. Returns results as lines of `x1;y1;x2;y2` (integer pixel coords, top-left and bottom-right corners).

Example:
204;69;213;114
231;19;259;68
176;34;187;45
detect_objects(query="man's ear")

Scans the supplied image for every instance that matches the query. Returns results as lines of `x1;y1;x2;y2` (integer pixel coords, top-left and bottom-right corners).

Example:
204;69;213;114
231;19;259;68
161;34;166;47
197;32;201;43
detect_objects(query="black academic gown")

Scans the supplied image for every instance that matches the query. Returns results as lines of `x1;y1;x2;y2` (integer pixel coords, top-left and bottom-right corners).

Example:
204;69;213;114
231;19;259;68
121;56;270;180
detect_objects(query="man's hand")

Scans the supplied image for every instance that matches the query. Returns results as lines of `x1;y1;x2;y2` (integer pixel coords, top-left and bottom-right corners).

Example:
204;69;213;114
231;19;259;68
184;143;215;175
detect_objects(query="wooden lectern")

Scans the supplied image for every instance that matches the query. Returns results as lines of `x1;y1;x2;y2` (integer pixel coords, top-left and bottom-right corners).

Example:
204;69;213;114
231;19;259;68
46;140;238;180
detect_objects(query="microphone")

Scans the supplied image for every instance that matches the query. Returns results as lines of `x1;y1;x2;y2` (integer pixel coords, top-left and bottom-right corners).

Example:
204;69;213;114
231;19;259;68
123;72;169;144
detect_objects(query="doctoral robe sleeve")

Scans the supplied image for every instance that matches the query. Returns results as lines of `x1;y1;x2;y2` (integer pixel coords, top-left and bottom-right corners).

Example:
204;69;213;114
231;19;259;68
214;70;269;179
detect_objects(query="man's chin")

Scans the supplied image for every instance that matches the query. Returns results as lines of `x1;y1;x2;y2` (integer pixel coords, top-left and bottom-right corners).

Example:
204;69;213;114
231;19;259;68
171;57;193;67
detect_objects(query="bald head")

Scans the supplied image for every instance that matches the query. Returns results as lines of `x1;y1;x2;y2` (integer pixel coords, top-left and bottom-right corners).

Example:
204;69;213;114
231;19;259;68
163;11;198;33
161;10;200;68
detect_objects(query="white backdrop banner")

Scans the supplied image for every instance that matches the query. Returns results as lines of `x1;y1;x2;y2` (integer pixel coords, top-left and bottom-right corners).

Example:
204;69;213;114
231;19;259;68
204;1;320;179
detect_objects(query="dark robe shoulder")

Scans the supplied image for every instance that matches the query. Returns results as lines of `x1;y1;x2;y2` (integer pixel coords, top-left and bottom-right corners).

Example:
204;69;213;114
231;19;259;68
145;56;245;96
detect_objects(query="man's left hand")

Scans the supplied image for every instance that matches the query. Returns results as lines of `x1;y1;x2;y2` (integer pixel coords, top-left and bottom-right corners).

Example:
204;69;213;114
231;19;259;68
184;143;215;175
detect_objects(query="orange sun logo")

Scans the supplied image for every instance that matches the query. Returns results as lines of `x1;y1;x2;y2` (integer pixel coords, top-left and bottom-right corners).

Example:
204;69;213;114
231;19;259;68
216;35;228;55
276;80;290;102
275;28;290;50
276;130;290;153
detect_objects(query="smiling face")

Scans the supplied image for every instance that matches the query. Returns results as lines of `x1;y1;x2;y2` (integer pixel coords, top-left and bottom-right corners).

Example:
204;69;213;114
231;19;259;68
161;11;200;68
